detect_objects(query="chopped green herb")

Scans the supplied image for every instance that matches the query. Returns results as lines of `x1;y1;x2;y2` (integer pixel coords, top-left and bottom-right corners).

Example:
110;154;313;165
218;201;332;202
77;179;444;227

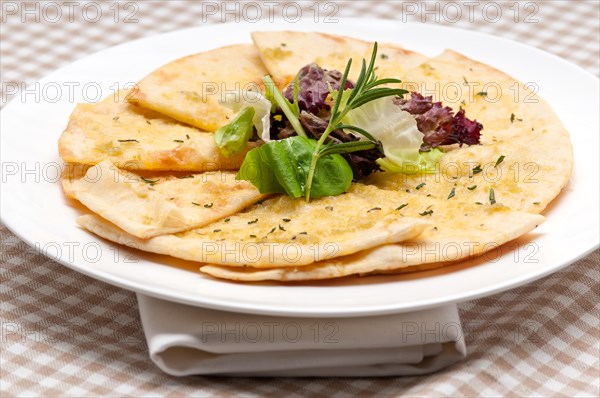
395;203;408;211
173;139;184;143
415;182;426;190
494;155;505;168
380;53;389;59
278;224;286;231
489;188;496;205
472;164;482;174
112;116;120;121
325;206;334;211
467;185;477;190
299;232;308;235
248;219;258;224
141;177;159;184
213;229;221;233
447;188;456;199
462;76;468;84
204;203;213;208
281;42;287;47
367;207;381;212
476;91;488;97
191;202;200;206
224;218;230;222
249;234;257;238
282;218;291;222
475;202;484;205
186;134;190;139
419;210;434;216
118;139;139;143
533;201;540;205
177;175;194;179
146;120;151;125
510;113;522;123
268;227;276;234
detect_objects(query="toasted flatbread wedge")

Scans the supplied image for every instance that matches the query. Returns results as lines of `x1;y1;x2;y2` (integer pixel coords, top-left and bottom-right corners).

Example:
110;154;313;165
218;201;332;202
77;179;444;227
77;183;431;267
128;44;267;131
199;208;545;281
63;160;266;238
251;31;428;86
58;93;256;171
368;50;573;214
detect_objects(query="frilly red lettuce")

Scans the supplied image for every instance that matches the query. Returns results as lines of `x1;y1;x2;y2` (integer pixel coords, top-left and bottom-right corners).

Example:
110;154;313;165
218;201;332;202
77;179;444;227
395;92;482;150
283;63;354;114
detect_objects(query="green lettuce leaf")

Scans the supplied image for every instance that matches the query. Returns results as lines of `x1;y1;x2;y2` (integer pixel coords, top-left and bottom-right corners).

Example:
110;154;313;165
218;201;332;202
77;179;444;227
237;136;353;198
377;147;444;174
221;90;272;142
214;107;255;157
342;96;443;173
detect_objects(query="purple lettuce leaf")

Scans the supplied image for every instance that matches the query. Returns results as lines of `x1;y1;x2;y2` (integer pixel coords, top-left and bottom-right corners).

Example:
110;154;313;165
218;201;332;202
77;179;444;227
283;63;355;114
446;109;483;146
396;92;483;149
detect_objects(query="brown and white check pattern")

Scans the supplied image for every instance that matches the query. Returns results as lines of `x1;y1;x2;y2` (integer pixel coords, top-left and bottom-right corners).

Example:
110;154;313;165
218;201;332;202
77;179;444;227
1;1;599;396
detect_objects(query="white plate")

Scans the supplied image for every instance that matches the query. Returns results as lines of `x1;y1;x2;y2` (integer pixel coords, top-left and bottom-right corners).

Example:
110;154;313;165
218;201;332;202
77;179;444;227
2;19;598;317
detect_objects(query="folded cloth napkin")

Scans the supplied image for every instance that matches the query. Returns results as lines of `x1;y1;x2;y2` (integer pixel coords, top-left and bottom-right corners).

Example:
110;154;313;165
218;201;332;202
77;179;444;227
137;294;466;377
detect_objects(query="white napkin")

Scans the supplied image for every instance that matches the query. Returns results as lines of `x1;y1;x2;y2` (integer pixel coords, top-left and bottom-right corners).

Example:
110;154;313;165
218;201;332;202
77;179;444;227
137;294;466;377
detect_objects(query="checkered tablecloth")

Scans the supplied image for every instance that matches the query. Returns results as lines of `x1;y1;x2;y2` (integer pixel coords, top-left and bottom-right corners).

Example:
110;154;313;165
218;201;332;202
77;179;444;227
1;1;599;396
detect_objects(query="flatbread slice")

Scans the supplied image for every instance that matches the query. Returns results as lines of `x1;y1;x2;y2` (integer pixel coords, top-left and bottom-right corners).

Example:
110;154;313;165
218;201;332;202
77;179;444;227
63;160;266;238
128;44;267;131
200;208;545;281
58;93;256;171
76;183;431;267
365;50;573;214
251;31;428;87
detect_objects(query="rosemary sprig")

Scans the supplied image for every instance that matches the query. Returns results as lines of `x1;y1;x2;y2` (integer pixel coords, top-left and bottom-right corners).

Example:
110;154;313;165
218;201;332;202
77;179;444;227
303;43;408;200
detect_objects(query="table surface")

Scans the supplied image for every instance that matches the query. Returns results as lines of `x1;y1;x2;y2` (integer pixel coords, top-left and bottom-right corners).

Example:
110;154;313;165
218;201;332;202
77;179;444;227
1;1;599;396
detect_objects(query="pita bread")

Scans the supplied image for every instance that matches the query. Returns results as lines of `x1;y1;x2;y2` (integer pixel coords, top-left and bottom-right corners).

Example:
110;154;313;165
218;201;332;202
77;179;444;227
58;93;256;171
76;183;431;266
251;31;428;87
368;50;573;214
128;44;267;131
63;160;266;238
196;49;567;281
63;36;571;282
199;199;545;280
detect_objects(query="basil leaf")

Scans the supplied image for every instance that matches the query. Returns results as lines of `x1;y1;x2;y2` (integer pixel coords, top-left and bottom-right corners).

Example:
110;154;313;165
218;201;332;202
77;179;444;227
214;107;255;157
237;136;352;198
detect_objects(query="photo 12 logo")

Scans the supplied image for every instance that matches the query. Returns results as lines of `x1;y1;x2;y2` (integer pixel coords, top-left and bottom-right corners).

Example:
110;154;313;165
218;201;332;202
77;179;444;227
1;1;139;24
398;1;540;24
199;1;340;23
1;81;137;105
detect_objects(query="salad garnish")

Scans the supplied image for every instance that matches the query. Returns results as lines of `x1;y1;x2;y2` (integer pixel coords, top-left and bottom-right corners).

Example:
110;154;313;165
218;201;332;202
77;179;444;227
218;42;483;201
